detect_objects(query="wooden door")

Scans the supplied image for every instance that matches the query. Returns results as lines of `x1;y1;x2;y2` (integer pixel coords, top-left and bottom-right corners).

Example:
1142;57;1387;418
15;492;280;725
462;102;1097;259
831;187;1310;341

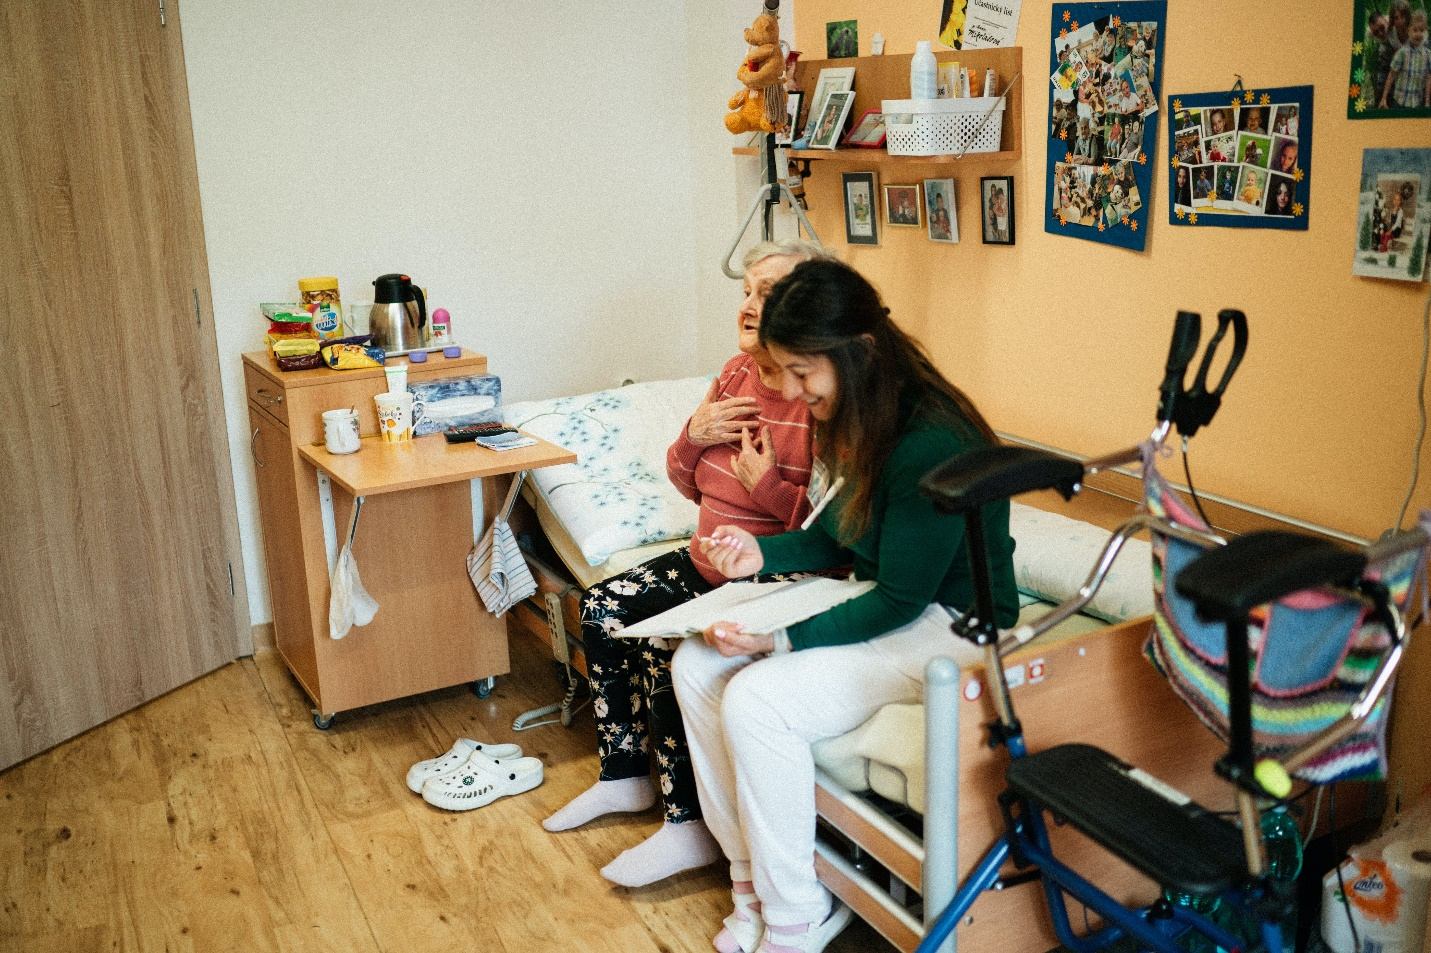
0;0;247;769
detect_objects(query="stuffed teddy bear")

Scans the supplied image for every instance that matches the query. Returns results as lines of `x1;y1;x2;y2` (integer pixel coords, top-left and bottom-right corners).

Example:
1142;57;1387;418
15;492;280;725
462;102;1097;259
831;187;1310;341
725;13;785;135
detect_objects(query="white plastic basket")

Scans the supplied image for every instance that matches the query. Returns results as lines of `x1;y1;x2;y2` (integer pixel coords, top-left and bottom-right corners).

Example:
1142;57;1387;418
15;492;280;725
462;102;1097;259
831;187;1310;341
881;97;1005;157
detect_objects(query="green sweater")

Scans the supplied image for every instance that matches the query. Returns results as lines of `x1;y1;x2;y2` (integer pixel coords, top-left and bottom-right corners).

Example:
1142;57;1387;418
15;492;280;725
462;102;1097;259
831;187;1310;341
758;414;1019;651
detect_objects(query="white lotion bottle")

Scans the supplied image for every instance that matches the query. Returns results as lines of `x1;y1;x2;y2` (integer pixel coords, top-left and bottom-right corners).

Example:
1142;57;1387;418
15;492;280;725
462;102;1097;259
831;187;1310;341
910;40;938;99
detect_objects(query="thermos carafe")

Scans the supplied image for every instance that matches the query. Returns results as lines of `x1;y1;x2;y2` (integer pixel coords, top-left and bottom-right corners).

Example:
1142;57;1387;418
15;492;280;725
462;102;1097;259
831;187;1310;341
369;273;427;353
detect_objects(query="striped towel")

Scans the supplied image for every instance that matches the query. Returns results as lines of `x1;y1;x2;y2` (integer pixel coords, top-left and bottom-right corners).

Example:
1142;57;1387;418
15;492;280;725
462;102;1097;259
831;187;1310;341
468;473;537;618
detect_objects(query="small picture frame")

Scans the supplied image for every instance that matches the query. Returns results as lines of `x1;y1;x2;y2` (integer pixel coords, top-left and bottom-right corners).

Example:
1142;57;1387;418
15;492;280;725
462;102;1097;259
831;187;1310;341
809;90;856;150
842;171;879;245
803;66;856;139
980;176;1015;245
776;91;803;146
883;184;922;227
924;178;958;243
843;109;887;148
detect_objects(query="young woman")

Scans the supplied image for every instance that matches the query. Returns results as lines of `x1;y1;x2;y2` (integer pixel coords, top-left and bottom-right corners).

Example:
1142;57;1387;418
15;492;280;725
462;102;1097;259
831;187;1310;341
540;240;828;888
671;260;1018;953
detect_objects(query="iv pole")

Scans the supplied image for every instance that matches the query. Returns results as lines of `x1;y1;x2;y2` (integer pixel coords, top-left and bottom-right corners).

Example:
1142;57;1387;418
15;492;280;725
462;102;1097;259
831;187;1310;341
720;0;822;279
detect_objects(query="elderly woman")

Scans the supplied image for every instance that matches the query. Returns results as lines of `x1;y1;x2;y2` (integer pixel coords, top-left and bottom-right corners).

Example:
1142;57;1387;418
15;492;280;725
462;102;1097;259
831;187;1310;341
542;239;832;889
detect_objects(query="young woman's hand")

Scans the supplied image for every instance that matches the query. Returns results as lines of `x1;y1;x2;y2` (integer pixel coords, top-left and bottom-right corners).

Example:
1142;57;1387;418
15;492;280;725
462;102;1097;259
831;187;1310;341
698;526;763;578
731;425;775;492
701;622;775;657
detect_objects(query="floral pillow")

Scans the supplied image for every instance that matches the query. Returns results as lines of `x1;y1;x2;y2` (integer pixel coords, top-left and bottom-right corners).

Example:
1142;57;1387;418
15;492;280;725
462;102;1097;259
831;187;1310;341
502;377;712;566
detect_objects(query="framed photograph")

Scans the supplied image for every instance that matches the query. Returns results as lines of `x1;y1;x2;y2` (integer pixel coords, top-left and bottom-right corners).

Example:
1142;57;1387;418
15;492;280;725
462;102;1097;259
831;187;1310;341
776;91;803;146
826;19;858;58
1353;150;1430;282
1348;0;1431;119
809;90;855;150
924;178;958;243
883;184;922;227
980;175;1015;245
802;66;856;139
843;109;887;148
842;171;879;245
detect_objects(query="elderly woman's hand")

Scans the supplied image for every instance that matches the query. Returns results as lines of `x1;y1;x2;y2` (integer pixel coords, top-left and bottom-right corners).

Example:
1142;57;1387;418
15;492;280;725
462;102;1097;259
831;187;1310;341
732;425;775;492
688;394;760;446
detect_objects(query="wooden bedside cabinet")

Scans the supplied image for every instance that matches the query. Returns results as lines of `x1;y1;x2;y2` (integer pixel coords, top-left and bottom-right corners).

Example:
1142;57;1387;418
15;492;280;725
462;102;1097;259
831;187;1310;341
242;350;573;727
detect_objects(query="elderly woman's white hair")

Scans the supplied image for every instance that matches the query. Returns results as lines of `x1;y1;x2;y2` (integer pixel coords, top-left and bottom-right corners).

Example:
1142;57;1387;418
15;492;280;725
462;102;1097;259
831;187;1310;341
741;238;835;272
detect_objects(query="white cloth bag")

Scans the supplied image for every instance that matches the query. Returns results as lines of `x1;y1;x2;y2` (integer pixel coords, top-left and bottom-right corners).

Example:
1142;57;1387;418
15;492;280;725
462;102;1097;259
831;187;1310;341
328;537;379;639
468;472;537;617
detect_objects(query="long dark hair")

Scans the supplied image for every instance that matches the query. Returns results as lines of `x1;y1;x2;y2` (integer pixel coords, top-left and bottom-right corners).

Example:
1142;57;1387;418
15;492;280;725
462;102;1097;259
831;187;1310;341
759;259;998;541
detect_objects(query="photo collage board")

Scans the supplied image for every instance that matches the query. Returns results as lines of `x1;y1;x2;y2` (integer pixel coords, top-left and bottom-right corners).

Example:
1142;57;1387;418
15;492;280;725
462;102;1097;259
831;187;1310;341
1045;1;1167;251
1167;85;1313;231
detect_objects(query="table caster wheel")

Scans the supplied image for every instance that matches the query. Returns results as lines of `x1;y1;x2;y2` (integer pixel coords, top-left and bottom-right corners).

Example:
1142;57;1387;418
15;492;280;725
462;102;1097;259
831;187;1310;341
313;711;335;730
472;677;495;699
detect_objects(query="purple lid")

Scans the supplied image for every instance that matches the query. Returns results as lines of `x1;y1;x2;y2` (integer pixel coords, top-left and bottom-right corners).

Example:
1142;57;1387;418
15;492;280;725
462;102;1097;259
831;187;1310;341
443;345;461;358
408;349;428;363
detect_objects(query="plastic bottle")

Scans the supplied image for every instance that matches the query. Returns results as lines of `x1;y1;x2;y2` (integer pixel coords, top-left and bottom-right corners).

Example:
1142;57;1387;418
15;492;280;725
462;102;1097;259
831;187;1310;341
910;40;937;100
1260;806;1303;953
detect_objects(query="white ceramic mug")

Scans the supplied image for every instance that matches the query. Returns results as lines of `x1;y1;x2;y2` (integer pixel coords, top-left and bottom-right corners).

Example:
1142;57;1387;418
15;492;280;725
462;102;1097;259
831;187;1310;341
373;391;413;443
321;408;361;454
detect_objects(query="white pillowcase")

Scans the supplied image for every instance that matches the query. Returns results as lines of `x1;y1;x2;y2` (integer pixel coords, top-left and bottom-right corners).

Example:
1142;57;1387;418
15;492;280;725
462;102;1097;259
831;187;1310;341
502;378;711;567
1009;502;1153;623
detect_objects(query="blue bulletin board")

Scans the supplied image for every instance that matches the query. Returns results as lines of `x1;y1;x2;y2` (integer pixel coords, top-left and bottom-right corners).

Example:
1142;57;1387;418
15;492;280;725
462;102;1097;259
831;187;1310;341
1166;85;1313;230
1044;1;1167;251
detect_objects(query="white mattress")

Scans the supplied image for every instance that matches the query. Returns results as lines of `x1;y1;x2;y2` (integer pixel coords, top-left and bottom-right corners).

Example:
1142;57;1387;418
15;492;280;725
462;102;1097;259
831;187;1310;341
507;380;1156;813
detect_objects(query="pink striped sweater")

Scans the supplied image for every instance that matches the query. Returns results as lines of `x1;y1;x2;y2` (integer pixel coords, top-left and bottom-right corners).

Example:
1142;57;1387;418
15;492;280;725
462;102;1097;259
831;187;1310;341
666;353;814;585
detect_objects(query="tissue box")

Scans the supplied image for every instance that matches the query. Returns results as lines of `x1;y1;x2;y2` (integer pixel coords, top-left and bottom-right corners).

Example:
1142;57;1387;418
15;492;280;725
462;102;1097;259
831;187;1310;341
410;374;502;436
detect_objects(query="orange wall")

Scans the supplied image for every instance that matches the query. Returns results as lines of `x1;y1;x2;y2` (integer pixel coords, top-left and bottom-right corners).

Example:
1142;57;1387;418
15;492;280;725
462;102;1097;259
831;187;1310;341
793;0;1431;542
791;0;1431;815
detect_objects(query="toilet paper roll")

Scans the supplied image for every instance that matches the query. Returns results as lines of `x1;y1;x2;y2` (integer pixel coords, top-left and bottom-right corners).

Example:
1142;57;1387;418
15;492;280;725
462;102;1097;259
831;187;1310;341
1385;840;1431;952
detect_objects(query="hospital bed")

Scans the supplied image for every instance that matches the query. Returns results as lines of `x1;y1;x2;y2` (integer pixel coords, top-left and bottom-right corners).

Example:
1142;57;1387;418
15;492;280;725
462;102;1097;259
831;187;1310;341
497;377;1376;953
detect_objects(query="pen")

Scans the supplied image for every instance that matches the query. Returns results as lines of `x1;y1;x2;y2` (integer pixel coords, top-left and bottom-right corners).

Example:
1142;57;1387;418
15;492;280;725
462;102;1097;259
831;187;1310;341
800;476;845;530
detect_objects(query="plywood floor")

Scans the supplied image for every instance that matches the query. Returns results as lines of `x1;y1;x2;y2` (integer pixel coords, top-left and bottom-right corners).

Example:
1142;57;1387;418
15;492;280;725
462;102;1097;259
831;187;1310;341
0;631;893;953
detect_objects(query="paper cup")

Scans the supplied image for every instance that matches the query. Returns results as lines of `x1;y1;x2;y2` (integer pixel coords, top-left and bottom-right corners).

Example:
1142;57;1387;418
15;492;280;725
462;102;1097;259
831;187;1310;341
373;392;413;443
322;408;361;454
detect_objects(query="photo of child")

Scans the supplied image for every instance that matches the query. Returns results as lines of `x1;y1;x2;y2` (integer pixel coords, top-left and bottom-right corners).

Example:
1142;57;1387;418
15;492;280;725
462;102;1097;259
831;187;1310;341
1237;132;1272;169
1236;166;1267;212
1381;8;1430;109
1353;150;1428;282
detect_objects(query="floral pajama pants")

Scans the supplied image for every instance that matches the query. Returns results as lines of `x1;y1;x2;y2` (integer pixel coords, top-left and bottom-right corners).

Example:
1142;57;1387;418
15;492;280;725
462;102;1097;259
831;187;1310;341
580;546;801;824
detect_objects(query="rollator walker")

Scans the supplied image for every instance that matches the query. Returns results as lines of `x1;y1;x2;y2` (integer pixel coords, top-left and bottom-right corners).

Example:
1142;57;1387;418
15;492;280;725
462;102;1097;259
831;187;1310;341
913;309;1427;953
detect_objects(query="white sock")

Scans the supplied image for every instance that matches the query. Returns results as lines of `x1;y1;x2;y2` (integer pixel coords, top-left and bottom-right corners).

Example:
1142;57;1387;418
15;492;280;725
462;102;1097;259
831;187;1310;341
542;778;656;832
600;819;722;888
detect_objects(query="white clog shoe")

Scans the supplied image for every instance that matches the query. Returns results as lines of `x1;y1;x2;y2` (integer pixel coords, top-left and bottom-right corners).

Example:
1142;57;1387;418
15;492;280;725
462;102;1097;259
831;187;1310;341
405;738;523;794
421;755;545;812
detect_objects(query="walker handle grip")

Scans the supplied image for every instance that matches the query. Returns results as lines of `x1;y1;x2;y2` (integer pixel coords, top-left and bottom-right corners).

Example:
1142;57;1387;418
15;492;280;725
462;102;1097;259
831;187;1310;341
1179;309;1249;438
1158;310;1201;424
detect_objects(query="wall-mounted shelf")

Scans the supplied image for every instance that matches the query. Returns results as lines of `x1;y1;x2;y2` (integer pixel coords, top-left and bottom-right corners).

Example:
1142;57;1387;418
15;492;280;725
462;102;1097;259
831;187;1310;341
730;46;1023;166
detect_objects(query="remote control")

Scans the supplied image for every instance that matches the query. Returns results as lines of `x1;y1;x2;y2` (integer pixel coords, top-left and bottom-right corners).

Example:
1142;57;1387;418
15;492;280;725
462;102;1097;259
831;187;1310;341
444;423;515;443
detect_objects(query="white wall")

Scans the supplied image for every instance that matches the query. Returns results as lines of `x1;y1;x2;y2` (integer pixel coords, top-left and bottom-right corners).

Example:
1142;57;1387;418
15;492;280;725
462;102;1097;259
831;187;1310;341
181;1;799;627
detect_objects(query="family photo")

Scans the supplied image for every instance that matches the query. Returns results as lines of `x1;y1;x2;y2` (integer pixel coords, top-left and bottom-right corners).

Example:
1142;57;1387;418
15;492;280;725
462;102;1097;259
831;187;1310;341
981;176;1014;244
1349;0;1431;118
924;178;958;243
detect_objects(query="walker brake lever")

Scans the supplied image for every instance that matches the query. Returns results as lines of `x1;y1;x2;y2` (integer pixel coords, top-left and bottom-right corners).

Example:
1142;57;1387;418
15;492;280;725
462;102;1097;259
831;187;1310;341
1176;308;1249;439
1157;310;1202;425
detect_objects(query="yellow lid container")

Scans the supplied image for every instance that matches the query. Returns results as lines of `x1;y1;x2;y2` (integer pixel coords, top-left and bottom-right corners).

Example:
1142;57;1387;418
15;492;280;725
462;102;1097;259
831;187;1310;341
298;276;344;340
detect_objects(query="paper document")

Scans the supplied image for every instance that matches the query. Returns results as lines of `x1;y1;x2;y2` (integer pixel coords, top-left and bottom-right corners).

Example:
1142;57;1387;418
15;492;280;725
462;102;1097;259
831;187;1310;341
617;577;876;639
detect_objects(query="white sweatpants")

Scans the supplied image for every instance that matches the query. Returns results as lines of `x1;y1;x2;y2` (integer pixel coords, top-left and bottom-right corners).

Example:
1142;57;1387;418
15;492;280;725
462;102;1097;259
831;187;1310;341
670;603;978;927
